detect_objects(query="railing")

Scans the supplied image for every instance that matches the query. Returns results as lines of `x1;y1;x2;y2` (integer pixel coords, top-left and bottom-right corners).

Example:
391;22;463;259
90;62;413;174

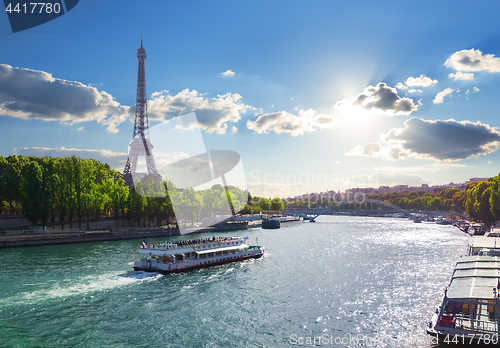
455;317;498;334
147;238;244;250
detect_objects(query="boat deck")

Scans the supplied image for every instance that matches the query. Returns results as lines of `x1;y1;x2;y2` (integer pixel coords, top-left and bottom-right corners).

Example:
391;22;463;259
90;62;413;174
429;255;500;338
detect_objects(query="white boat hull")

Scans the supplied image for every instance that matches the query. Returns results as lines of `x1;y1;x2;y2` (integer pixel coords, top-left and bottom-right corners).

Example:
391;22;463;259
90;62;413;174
133;248;265;273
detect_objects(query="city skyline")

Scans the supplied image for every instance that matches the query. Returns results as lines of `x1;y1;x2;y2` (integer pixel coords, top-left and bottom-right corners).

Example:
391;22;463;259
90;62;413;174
1;1;500;198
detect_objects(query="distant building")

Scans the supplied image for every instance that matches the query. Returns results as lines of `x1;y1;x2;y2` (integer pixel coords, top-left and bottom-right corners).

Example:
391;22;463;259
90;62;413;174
465;178;488;186
284;177;489;203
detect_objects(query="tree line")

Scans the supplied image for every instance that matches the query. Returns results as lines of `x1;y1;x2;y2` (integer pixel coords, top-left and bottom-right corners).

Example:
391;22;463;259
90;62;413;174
0;155;284;229
366;176;500;224
365;188;466;212
0;155;129;228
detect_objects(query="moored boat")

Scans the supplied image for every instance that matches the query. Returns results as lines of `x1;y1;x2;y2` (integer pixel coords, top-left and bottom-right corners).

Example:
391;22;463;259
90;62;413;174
467;236;500;256
133;236;265;273
436;219;451;225
427;255;500;344
262;216;303;229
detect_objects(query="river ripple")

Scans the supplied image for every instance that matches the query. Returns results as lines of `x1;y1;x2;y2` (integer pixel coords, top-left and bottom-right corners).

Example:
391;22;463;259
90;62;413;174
0;216;469;347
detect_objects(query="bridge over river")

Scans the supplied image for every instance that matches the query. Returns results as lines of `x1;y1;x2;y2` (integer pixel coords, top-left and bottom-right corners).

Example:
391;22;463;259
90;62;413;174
284;199;455;222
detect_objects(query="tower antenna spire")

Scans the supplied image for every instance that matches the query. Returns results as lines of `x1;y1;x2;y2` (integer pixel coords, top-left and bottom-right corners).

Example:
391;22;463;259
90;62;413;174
141;31;143;46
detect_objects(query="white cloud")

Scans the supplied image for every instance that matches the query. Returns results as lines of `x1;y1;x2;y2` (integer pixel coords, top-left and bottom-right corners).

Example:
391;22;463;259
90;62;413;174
246;108;341;136
395;82;407;90
0;64;256;135
433;88;455;104
366;172;431;187
373;166;427;173
448;72;475;81
345;142;382;157
335;82;418;116
465;88;480;95
432;163;471;169
0;64;132;134
405;74;438;87
383;118;500;161
221;70;235;77
408;89;423;93
13;146;188;171
445;48;500;73
148;89;253;134
347;118;500;162
345;142;410;161
14;147;128;170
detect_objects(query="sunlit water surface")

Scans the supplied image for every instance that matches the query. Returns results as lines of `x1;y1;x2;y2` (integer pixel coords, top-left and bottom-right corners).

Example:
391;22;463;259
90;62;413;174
0;216;469;347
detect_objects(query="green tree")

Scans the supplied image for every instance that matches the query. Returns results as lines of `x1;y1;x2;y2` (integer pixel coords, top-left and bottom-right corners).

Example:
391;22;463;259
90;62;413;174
429;197;442;211
259;197;271;211
478;185;495;223
271;197;285;211
490;175;500;221
109;178;129;227
0;156;27;214
21;161;50;226
451;190;466;213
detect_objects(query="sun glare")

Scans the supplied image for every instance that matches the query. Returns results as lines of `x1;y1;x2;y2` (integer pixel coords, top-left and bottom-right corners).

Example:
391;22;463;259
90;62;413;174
340;106;373;130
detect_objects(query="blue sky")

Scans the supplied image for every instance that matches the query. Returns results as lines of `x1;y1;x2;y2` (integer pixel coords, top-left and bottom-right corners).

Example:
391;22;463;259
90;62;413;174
1;1;500;198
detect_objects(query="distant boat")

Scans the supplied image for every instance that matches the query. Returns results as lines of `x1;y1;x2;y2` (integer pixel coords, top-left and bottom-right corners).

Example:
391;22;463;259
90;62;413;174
383;213;406;218
262;216;303;229
435;219;451;225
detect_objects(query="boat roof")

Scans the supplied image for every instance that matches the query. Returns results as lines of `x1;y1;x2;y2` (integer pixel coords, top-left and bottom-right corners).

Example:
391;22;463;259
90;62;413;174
468;236;500;249
456;256;500;266
453;269;500;279
195;244;246;254
447;256;500;300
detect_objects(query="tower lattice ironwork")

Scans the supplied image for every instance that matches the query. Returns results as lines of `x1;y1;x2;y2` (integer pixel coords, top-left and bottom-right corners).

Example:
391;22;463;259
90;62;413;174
123;35;160;189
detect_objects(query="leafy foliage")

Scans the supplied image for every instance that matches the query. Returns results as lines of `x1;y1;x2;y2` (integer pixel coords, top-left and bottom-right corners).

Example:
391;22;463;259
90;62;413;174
0;155;258;228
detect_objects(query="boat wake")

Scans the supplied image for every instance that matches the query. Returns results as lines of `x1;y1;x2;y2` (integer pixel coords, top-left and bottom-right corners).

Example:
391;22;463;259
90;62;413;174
1;271;163;306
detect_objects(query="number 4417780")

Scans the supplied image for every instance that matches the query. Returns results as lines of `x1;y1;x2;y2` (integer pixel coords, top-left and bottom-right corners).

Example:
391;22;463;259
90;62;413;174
5;3;61;14
443;334;499;344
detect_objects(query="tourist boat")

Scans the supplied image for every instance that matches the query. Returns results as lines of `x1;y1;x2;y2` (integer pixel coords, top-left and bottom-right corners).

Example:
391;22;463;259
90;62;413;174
427;255;500;343
133;236;266;273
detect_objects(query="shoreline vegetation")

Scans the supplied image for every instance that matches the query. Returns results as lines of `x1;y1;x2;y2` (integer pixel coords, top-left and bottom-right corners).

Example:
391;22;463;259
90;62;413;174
280;176;500;227
1;155;499;233
0;155;282;231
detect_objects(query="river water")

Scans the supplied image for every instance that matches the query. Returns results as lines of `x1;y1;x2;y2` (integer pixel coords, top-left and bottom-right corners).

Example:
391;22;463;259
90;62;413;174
0;216;470;347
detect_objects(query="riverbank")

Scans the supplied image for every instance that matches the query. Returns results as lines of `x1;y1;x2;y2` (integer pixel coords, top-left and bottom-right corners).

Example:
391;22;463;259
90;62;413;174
0;229;178;248
0;220;265;248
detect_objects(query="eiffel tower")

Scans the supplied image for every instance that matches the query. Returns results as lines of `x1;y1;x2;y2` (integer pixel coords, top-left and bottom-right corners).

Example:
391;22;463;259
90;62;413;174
122;35;160;189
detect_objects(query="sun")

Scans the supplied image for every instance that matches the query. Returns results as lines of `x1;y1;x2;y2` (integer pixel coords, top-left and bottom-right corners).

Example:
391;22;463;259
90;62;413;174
339;106;373;130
